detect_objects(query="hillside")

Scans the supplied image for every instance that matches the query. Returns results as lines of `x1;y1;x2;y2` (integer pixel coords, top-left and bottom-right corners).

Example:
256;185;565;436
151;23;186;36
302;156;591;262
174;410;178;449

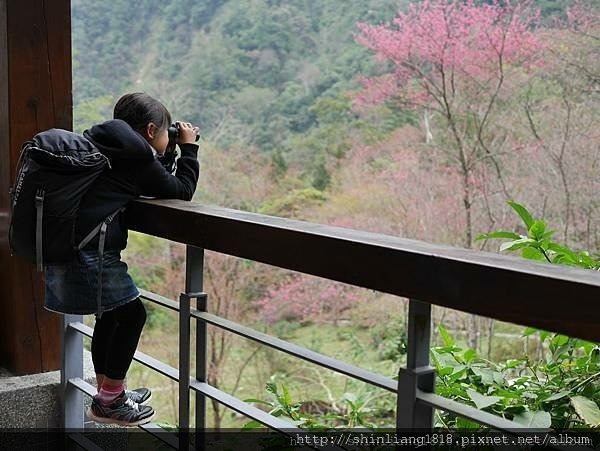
71;0;572;188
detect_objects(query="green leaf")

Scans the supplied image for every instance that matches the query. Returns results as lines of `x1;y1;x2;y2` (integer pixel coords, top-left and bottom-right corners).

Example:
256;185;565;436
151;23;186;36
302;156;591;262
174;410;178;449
576;356;589;368
578;252;599;269
499;238;536;252
281;384;293;406
448;366;467;382
507;201;535;229
552;334;570;347
528;220;546;240
467;389;501;410
512;411;551;428
541;230;555;239
494;389;522;399
476;231;522;241
463;348;478;363
578;340;597;353
493;371;505;386
436;346;463;353
438;367;453;376
571;396;600;427
552;254;576;266
542;391;570;403
241;419;264;430
472;367;496;385
438;325;455;347
547;243;578;261
156;422;177;431
522;327;537;337
456;416;480;429
521;246;546;261
431;349;462;370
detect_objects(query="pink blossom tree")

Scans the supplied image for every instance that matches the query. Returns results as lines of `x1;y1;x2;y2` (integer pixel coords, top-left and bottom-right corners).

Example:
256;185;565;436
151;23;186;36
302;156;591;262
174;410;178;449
256;273;360;326
356;0;544;248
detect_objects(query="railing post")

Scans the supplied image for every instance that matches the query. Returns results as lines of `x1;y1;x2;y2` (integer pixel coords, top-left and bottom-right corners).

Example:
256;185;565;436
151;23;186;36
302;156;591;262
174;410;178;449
397;299;435;429
185;246;206;436
179;292;191;451
61;314;84;429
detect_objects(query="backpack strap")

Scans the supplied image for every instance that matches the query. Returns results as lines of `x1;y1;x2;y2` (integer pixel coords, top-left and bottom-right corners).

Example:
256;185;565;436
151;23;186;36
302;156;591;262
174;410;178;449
35;189;45;272
77;222;104;251
77;207;126;251
96;222;107;319
79;206;126;319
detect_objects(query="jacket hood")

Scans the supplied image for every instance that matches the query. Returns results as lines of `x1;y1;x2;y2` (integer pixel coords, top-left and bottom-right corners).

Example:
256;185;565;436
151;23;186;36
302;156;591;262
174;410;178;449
83;119;157;162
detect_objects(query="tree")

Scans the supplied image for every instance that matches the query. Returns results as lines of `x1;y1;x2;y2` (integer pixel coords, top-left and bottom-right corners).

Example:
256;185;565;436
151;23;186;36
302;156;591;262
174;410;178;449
356;0;543;249
256;273;359;326
521;1;600;244
356;0;545;350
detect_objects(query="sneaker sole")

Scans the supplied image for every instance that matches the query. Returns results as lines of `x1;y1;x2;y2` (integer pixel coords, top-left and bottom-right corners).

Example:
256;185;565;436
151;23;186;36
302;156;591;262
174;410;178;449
86;408;155;427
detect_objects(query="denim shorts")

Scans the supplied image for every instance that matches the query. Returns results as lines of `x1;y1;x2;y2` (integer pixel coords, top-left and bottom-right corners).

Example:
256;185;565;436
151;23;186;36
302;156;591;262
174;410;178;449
43;248;140;315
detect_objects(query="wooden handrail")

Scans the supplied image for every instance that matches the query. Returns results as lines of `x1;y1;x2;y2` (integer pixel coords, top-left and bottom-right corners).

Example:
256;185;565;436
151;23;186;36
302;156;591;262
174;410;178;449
126;199;600;342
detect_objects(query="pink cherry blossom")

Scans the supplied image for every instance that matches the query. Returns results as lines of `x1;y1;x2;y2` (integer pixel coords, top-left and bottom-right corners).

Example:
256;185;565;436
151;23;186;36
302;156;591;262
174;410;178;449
355;0;543;110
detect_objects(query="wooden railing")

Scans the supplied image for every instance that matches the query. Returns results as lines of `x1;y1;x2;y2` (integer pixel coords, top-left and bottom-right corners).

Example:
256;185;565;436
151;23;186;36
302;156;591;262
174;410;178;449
61;198;600;449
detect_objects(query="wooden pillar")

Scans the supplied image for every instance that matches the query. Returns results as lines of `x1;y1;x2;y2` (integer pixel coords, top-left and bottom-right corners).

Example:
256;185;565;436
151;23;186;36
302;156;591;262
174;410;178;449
0;0;71;374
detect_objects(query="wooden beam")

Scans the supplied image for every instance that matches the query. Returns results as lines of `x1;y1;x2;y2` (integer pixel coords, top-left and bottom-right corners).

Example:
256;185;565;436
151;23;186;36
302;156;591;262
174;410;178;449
0;0;71;375
126;199;600;343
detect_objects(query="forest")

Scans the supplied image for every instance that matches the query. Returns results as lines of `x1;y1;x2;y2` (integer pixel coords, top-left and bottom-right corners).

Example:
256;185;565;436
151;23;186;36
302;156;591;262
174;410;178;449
72;0;600;430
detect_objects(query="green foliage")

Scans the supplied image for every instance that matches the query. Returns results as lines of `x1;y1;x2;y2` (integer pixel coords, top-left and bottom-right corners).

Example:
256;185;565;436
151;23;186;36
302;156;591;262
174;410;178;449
477;201;600;269
258;188;327;217
432;327;600;429
243;379;329;430
369;316;408;361
311;158;331;190
144;302;172;330
270;320;303;339
243;378;379;430
72;0;403;178
73;95;113;133
468;201;600;429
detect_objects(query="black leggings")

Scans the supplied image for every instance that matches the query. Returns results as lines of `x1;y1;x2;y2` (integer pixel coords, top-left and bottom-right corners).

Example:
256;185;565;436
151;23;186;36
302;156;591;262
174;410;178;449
91;297;146;380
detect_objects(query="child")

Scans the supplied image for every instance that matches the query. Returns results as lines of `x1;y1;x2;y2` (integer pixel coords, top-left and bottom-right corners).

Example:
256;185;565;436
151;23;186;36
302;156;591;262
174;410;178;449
43;92;200;426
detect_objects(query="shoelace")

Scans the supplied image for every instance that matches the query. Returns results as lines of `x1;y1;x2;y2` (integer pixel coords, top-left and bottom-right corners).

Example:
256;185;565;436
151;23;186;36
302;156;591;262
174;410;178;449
124;396;141;412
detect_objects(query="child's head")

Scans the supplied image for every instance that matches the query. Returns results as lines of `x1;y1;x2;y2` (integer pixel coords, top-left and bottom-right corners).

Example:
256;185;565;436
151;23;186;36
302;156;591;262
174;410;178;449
114;93;172;154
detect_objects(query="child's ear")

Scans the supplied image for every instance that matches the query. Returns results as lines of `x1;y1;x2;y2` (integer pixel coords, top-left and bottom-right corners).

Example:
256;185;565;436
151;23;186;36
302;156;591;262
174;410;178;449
145;122;157;140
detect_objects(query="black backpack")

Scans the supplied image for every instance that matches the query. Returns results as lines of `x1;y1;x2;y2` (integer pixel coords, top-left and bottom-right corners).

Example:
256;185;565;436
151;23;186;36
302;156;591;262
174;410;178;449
8;128;123;317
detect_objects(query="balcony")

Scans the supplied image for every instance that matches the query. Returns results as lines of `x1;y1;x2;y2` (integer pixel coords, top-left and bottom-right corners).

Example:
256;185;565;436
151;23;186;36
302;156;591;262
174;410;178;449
52;197;600;448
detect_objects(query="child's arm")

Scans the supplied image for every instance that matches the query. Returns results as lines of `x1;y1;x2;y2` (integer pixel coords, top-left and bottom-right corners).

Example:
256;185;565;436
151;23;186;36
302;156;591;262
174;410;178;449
136;143;200;200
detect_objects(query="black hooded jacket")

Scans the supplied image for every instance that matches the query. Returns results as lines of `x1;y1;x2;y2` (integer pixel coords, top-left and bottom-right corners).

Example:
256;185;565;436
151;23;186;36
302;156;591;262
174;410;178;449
74;119;200;250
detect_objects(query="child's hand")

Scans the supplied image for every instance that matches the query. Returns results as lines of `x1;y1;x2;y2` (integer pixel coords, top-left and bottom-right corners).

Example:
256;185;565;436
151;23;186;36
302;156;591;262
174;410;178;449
177;122;200;145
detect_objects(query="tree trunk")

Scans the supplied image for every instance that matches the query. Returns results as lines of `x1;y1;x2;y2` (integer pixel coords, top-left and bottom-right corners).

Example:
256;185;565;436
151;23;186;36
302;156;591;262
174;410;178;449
462;169;473;249
461;167;479;350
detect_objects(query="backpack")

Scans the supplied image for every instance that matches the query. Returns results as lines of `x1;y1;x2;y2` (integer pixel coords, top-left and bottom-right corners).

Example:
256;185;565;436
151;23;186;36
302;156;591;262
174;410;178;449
8;128;123;317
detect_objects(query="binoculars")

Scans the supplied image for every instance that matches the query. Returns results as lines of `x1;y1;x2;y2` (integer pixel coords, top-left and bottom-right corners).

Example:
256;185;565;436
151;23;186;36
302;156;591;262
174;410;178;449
168;122;200;142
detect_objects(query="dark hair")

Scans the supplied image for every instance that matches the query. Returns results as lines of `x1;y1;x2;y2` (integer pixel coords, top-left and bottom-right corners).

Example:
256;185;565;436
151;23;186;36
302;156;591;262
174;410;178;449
113;92;172;132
